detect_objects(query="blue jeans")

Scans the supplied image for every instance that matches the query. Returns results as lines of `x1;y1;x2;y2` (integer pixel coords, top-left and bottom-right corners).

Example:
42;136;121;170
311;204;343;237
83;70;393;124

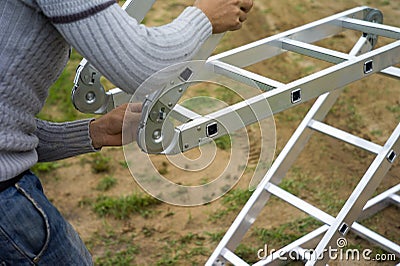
0;171;92;265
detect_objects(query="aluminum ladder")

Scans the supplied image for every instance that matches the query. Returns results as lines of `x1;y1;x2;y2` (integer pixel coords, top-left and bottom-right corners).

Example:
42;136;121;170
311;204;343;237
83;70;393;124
205;6;400;266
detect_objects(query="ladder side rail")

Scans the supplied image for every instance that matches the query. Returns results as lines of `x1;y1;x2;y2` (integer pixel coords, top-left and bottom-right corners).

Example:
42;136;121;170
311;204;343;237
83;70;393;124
307;123;400;265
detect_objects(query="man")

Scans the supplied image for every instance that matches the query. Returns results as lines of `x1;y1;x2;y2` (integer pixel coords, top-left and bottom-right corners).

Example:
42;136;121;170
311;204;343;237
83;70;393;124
0;0;253;264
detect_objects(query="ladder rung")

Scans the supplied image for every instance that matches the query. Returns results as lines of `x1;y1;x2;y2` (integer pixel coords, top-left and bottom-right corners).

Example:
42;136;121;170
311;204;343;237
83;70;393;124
364;184;400;210
253;225;329;266
308;120;383;154
352;222;400;257
265;183;334;225
281;38;400;81
221;248;250;265
390;194;400;205
339;17;400;40
171;104;202;122
211;60;285;91
280;38;348;64
381;66;400;80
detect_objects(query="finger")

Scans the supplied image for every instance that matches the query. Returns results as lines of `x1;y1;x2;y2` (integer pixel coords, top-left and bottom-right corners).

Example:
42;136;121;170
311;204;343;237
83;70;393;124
123;113;141;132
122;113;141;144
232;19;243;31
240;0;253;13
127;102;143;113
239;11;247;23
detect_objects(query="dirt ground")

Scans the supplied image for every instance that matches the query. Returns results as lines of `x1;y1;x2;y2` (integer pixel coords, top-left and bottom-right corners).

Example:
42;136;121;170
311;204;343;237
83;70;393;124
37;0;399;265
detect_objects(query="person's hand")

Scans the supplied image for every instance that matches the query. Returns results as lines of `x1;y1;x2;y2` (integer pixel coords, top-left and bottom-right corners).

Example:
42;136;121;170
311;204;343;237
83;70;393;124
194;0;253;34
89;103;142;149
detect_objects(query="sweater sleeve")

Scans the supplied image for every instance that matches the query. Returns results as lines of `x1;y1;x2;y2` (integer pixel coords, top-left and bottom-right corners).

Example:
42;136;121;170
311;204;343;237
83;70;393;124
35;118;98;162
35;0;212;94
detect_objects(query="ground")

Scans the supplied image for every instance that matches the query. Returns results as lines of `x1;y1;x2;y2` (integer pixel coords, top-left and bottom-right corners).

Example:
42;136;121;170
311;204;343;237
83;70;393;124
35;0;399;265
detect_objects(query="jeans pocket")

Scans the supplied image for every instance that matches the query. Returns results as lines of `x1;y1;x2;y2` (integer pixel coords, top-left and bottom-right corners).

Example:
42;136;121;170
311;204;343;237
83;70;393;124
0;182;50;264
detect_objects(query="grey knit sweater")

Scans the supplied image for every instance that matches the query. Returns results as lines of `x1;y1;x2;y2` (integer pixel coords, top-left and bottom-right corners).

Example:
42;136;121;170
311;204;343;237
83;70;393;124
0;0;212;181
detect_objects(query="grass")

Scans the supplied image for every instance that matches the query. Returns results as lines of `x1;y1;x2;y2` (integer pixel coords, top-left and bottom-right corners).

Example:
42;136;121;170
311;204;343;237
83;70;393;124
96;176;117;191
253;217;323;248
90;153;111;173
205;231;225;242
386;105;400;120
214;135;231;150
155;232;210;265
209;188;253;221
92;193;161;219
31;161;62;174
87;228;139;266
95;246;139;266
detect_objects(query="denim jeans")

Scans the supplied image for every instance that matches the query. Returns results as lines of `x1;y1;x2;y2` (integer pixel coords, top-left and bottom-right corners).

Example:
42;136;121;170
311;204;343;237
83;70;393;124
0;171;92;265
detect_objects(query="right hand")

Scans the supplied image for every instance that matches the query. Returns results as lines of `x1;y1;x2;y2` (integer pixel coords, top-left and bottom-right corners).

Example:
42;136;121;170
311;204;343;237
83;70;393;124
194;0;254;34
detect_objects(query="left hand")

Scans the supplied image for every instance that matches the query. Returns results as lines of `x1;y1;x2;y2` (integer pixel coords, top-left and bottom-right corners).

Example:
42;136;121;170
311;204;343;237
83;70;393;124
89;103;142;149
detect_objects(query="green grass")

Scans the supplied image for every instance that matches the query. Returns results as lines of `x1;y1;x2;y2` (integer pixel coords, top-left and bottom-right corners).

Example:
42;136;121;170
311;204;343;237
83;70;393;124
87;228;139;266
92;193;161;219
90;153;111;173
95;246;139;266
386;105;400;120
235;244;260;264
96;176;117;191
205;231;225;242
214;135;231;150
31;162;62;174
155;232;210;265
253;217;323;247
209;188;252;221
